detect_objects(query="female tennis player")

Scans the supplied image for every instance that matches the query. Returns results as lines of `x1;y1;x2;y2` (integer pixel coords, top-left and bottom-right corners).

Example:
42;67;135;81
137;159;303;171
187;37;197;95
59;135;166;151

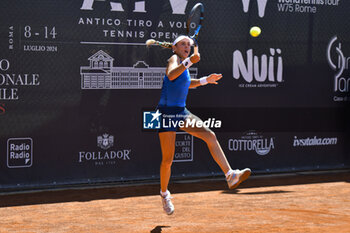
146;36;251;215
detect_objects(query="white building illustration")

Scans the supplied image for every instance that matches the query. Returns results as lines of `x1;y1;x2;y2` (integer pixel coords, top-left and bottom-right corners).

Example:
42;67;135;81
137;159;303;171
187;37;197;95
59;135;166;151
80;50;198;89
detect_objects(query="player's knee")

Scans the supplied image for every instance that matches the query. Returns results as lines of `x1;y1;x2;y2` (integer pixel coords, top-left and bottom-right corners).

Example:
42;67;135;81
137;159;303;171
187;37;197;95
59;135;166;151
204;130;217;144
161;157;174;167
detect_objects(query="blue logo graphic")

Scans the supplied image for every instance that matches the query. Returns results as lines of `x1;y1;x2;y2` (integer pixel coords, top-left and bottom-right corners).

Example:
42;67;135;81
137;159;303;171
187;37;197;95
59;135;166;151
143;110;162;129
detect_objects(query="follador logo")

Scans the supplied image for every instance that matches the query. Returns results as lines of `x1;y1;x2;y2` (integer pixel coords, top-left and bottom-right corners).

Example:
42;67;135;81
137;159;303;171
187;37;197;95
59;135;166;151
97;134;114;150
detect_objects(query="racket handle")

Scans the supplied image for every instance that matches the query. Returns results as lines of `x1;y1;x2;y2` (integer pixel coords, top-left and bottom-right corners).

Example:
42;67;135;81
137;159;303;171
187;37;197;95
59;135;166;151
194;46;199;55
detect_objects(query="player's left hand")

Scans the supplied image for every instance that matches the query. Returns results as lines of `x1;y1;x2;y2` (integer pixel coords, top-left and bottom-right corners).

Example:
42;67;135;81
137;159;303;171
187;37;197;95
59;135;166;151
206;73;223;84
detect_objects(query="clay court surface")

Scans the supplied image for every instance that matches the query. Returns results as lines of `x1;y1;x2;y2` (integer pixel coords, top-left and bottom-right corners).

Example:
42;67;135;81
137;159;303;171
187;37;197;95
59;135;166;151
0;171;349;233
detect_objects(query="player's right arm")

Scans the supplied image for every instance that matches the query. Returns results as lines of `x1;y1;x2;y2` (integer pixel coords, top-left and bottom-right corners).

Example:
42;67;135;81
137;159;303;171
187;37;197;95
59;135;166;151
166;54;200;81
166;55;185;81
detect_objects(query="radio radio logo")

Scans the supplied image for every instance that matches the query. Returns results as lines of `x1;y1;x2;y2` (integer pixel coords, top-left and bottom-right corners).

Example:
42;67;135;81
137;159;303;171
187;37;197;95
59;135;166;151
7;138;33;168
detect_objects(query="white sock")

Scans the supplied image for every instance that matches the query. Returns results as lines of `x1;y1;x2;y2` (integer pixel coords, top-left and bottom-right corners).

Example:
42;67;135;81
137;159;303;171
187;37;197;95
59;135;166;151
225;169;234;179
160;190;170;197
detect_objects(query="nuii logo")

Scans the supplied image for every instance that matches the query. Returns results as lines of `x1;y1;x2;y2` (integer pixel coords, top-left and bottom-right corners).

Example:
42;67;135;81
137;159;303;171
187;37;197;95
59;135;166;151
241;0;269;17
81;0;189;14
7;138;33;168
327;36;350;101
143;110;161;129
228;132;275;156
79;134;131;166
233;48;283;87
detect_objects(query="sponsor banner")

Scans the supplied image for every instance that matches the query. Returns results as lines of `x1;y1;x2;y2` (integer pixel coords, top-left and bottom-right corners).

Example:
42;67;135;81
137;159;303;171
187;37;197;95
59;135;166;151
0;0;349;190
222;132;347;173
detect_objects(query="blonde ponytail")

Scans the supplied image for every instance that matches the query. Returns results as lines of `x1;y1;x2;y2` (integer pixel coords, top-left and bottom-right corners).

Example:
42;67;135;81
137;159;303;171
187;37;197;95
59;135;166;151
145;39;172;49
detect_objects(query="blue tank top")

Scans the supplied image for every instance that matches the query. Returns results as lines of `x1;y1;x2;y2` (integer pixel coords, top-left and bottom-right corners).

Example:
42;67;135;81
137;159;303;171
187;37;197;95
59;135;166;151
158;69;191;107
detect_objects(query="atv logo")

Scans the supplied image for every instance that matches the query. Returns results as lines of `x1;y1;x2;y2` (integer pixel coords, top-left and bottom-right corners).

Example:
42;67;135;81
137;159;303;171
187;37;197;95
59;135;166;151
80;0;189;14
241;0;268;18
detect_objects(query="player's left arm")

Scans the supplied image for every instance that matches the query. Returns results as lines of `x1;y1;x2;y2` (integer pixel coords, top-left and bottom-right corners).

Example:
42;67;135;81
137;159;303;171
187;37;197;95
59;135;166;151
189;73;223;88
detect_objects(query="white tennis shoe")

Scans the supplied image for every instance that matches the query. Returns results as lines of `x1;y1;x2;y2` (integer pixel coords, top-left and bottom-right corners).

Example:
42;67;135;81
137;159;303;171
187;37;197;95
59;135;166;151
161;191;174;215
226;168;251;189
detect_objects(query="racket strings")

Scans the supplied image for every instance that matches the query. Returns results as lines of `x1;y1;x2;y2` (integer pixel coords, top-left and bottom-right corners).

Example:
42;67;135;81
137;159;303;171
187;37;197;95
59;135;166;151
187;4;204;40
188;12;201;36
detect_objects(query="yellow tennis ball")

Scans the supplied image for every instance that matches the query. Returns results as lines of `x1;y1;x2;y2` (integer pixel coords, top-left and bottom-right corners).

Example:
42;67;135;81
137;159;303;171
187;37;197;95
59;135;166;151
250;26;261;37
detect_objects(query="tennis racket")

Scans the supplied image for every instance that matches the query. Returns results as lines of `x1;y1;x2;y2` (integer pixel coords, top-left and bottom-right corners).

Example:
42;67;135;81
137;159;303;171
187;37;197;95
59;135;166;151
186;3;204;55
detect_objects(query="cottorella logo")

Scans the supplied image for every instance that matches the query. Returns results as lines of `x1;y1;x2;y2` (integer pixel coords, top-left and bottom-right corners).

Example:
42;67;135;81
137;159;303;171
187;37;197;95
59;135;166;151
233;48;283;88
79;134;131;166
228;131;275;155
293;136;337;147
327;36;350;102
241;0;268;18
